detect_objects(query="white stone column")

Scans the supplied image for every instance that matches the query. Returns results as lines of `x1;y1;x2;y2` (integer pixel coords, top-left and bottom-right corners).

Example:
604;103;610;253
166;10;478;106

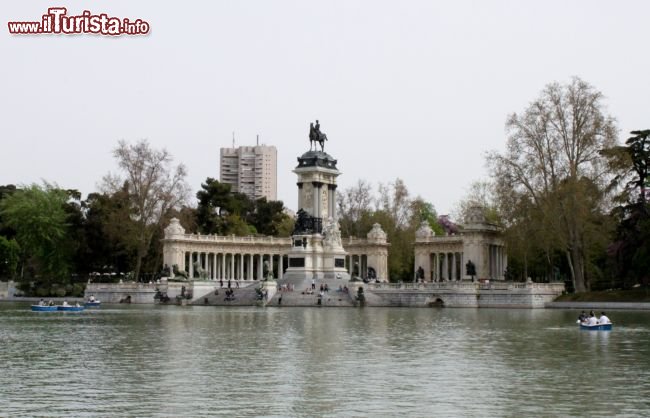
442;253;447;280
248;254;254;280
278;255;284;279
257;254;263;279
270;255;274;278
451;253;456;280
189;252;194;278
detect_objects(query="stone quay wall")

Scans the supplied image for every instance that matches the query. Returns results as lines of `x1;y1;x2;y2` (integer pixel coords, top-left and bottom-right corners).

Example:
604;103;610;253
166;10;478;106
363;281;565;308
85;282;161;304
84;280;565;308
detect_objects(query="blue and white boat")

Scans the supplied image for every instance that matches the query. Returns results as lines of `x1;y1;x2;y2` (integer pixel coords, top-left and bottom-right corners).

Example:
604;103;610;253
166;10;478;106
31;305;58;312
57;305;85;312
579;322;612;331
84;300;101;308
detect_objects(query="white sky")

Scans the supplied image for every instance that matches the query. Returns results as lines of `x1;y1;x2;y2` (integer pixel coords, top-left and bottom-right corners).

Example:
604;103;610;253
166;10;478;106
1;1;649;217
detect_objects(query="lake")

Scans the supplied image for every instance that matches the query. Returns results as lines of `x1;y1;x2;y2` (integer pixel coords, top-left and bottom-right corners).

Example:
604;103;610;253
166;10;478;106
1;303;649;417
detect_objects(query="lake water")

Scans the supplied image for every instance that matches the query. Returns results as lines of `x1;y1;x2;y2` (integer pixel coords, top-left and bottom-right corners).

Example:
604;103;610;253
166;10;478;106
1;303;649;417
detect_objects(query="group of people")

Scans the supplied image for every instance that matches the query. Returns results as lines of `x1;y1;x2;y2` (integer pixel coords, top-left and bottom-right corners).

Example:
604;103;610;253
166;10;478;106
37;299;80;307
578;310;611;325
224;288;236;301
279;283;295;292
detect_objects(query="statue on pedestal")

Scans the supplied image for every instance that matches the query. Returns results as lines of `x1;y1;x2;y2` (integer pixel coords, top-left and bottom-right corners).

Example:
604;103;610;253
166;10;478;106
309;120;328;152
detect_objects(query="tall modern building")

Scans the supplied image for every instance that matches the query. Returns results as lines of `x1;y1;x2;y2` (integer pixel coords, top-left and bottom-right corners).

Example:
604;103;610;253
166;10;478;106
220;144;277;201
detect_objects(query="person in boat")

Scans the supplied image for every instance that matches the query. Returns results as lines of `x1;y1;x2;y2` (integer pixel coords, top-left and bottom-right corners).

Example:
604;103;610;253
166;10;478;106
586;312;598;326
38;299;45;306
89;294;96;302
578;311;587;323
62;300;69;307
599;312;611;324
48;300;54;306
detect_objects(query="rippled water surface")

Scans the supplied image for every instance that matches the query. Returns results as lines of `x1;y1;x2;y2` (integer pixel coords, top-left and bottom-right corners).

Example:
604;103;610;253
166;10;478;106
1;303;650;417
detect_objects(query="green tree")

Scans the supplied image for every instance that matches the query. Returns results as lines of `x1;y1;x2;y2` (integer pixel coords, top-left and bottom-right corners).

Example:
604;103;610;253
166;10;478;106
0;183;72;282
80;190;137;276
250;198;291;236
603;129;650;287
196;178;234;234
0;236;20;279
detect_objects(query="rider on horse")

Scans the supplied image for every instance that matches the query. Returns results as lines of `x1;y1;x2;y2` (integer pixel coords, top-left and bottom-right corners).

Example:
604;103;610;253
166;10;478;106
309;120;328;151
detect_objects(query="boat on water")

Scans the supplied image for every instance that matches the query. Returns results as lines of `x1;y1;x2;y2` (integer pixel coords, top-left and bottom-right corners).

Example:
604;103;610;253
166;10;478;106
58;305;85;312
84;301;101;308
30;304;86;312
31;305;58;312
579;322;612;331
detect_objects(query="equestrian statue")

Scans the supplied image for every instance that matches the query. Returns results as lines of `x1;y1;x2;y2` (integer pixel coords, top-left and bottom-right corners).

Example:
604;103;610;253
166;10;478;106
309;119;328;152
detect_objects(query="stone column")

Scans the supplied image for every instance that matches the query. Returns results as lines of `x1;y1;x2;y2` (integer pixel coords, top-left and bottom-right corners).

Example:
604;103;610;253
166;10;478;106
249;254;254;280
451;253;456;281
270;255;274;278
278;255;284;279
328;184;337;219
441;253;447;281
189;252;194;278
257;254;263;280
297;182;303;211
312;182;322;219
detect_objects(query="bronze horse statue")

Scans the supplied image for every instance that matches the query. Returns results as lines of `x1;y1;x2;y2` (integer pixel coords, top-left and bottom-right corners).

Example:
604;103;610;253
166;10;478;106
309;120;328;152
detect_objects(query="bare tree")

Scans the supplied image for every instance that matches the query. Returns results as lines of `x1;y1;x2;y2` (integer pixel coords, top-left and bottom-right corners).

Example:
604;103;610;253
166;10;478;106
488;77;617;292
103;140;190;281
378;178;411;229
337;179;373;237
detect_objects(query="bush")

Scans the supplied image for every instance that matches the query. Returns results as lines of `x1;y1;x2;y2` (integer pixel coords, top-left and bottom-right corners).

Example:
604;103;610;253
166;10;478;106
72;283;86;297
35;287;49;297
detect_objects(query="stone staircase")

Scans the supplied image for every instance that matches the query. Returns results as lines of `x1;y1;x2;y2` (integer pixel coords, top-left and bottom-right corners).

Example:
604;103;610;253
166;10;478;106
268;288;356;307
191;282;264;307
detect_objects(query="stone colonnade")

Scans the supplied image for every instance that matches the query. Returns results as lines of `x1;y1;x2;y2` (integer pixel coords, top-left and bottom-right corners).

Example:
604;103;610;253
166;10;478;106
162;218;389;282
183;251;287;281
413;218;507;282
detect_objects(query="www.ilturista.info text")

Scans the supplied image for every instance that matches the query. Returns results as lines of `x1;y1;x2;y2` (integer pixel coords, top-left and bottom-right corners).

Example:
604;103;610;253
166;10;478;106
8;8;149;35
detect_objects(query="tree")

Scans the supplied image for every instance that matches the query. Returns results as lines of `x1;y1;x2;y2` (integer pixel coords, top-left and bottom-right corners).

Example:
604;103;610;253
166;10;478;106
603;130;650;287
410;198;444;236
0;236;20;279
250;198;292;236
196;178;233;234
102;140;190;281
453;181;500;226
488;77;617;292
79;190;138;276
337;179;374;237
0;183;72;282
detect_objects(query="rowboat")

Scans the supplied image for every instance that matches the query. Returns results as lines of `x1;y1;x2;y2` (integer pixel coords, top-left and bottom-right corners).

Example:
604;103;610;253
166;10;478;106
57;305;85;312
84;301;101;308
31;305;58;312
579;322;612;331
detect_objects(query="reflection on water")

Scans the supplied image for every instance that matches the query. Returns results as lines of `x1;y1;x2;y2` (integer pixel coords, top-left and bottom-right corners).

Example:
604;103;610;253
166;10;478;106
1;304;650;417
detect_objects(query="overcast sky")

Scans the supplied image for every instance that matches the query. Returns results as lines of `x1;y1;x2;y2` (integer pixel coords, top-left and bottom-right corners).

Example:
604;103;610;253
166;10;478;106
2;1;649;217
